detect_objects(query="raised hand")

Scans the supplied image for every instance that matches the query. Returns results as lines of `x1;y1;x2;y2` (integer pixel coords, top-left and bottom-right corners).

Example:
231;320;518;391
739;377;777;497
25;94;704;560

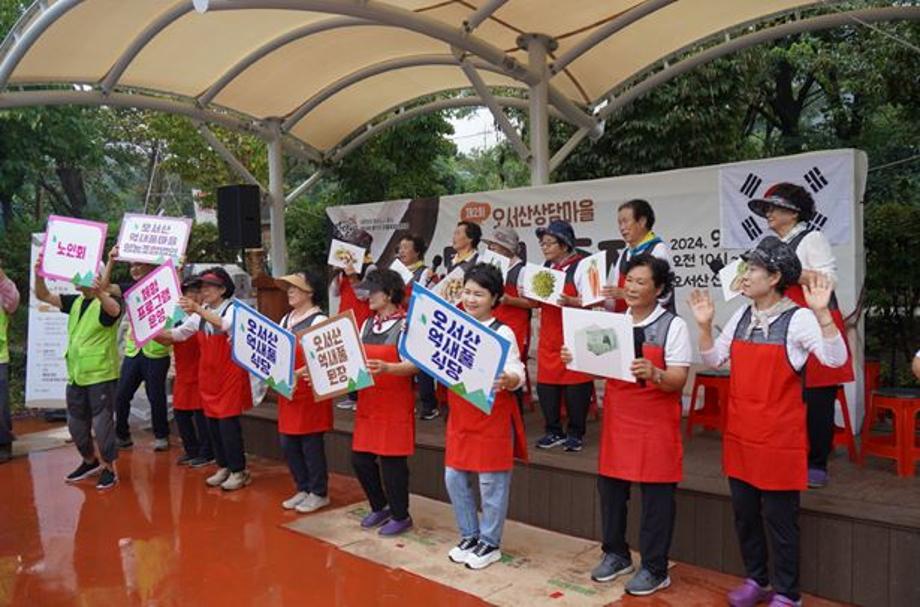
803;272;833;313
687;289;715;326
107;245;120;263
178;295;199;315
560;345;574;365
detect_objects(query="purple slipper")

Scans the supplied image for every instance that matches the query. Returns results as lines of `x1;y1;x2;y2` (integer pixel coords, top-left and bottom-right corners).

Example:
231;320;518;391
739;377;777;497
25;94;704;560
807;468;829;488
728;578;772;607
360;508;391;528
378;516;413;537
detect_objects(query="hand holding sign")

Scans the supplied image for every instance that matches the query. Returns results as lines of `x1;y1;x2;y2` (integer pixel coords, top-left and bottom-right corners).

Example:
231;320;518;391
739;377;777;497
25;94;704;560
301;311;374;400
124;260;185;349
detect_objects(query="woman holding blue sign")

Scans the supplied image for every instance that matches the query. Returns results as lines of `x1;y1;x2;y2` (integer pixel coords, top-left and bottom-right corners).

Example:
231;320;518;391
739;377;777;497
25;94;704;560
159;267;253;492
275;271;333;514
444;263;528;570
351;268;419;537
562;255;690;596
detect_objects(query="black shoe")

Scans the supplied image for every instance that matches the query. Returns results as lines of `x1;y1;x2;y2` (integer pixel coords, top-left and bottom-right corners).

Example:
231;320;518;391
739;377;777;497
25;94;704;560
116;436;134;450
189;456;215;468
563;436;584;452
0;443;11;464
96;468;118;491
420;408;440;421
66;460;101;483
176;454;195;466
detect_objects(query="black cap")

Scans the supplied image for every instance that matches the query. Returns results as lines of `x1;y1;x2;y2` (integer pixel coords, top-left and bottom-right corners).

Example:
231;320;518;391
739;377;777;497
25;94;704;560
741;236;802;288
535;219;576;250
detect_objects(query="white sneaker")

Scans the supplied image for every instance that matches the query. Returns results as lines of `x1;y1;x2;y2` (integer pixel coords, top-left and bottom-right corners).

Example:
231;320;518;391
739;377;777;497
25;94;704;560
295;493;330;513
153;438;170;451
465;542;502;570
220;470;252;491
206;467;231;487
448;537;479;564
282;491;310;510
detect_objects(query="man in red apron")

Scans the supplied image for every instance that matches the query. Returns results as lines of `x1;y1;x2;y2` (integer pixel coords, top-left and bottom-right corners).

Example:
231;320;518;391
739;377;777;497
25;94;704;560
351;269;418;536
275;271;333;513
747;183;854;488
444;264;528;570
533;220;593;452
563;255;690;596
690;237;847;607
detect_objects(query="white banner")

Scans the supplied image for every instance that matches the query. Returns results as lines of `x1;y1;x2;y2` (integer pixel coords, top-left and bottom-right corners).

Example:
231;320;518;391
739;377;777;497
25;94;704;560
26;233;77;408
327;149;867;418
116;213;192;265
719;152;854;249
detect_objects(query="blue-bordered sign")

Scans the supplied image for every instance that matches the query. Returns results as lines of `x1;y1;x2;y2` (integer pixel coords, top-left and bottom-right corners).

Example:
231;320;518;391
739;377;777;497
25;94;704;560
230;300;296;398
399;283;510;414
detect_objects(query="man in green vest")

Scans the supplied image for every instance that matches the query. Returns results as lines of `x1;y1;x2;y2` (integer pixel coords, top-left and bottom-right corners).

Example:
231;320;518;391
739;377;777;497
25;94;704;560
101;246;172;451
35;257;122;490
0;259;20;464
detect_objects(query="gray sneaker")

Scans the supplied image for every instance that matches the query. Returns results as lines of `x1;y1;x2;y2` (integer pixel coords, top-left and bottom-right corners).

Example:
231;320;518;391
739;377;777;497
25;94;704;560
590;553;634;583
625;568;671;596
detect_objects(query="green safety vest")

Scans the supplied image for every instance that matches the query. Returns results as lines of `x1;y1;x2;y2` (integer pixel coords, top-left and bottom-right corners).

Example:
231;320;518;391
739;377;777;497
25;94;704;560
0;308;8;364
123;325;171;359
65;296;120;386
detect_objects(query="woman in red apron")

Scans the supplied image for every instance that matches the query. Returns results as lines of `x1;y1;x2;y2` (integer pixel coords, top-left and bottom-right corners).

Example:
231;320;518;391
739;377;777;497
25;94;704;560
747;182;854;488
162;275;213;468
275;271;333;513
690;237;847;607
443;264;528;571
532;220;593;452
562;255;689;596
482;227;538;392
350;268;418;537
169;267;253;491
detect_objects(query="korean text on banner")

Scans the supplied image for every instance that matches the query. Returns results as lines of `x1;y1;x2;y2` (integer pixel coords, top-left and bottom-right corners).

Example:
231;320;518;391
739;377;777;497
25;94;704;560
562;307;636;382
230;300;296;398
124;260;185;349
301;310;374;401
117;213;193;265
39;215;107;287
399;283;510;414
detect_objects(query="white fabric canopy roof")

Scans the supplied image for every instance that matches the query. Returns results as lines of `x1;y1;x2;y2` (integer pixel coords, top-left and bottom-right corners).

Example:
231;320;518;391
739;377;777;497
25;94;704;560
0;0;839;156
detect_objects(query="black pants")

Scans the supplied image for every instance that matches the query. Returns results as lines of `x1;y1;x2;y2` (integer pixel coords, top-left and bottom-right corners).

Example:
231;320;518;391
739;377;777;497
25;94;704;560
417;372;438;415
537;381;593;438
729;477;800;601
175;409;212;460
115;353;170;440
805;385;837;471
598;475;676;578
351;451;410;521
207;415;246;473
0;363;12;446
281;432;328;496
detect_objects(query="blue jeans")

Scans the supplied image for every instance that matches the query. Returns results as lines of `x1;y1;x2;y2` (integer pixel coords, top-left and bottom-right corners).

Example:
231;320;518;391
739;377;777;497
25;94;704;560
444;467;512;547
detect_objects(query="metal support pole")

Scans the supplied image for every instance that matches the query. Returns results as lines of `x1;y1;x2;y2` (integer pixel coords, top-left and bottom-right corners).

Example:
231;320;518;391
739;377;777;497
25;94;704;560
457;53;531;163
196;122;264;189
519;33;556;186
285;169;324;204
266;122;287;276
549;126;590;174
463;0;508;32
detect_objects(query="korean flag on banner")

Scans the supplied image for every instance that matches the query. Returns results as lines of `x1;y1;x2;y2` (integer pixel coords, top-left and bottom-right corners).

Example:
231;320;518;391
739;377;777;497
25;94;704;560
719;152;854;249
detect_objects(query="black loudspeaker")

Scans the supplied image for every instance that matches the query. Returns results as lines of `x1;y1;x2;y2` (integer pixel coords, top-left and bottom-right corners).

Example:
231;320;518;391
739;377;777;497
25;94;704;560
217;184;262;249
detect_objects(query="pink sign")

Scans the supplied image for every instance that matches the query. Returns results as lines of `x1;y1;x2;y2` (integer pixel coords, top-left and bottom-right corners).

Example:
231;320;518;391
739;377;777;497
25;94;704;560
124;260;185;349
116;213;193;265
38;215;107;287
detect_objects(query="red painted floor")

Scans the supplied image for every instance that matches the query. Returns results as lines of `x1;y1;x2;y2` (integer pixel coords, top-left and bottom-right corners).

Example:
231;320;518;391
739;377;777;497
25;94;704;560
0;432;844;607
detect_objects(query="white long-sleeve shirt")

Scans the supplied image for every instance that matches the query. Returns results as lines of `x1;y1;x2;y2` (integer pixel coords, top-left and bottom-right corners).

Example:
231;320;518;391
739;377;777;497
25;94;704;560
782;222;837;285
701;305;847;372
167;300;233;342
484;317;526;391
